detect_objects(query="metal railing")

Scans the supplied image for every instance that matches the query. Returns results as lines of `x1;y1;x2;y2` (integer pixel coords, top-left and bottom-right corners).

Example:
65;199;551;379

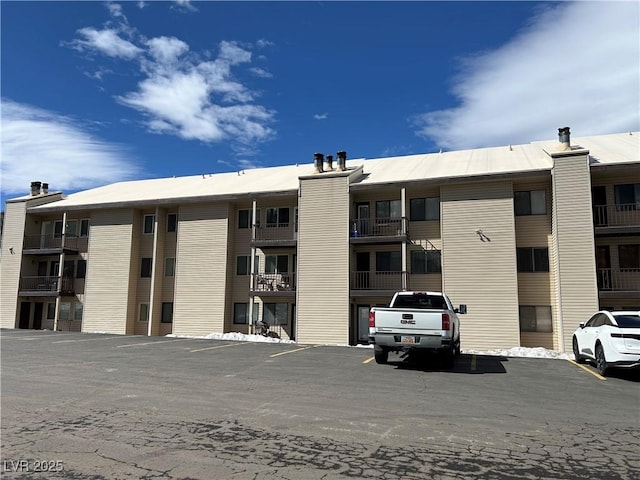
19;276;75;294
350;217;407;238
252;273;296;292
351;271;407;290
23;234;80;251
253;224;297;242
593;204;640;228
597;268;640;292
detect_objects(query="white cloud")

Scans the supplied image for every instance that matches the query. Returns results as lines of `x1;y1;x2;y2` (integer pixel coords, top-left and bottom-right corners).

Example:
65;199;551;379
0;100;139;197
173;0;198;13
137;1;146;9
69;27;143;59
146;36;189;65
314;113;328;120
249;67;273;79
255;39;274;49
106;2;127;22
414;1;640;150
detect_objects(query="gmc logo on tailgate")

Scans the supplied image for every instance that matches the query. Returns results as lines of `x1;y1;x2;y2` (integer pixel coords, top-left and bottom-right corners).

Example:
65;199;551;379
401;314;415;324
401;319;416;324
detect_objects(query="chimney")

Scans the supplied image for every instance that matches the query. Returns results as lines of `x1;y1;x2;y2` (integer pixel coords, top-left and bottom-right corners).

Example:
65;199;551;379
30;181;42;196
42;183;49;194
336;151;347;171
557;127;571;151
326;155;334;171
314;153;324;173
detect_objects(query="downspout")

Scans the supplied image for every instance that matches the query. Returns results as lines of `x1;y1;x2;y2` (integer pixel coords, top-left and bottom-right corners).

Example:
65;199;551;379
248;200;257;333
53;211;67;331
148;207;159;336
401;188;407;290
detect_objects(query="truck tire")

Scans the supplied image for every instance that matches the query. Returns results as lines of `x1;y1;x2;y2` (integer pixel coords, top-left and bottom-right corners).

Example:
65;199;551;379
374;346;388;364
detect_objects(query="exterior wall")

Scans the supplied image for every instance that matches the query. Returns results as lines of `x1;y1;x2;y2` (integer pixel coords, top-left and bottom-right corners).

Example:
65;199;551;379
297;173;351;344
173;203;229;336
82;209;135;334
441;181;520;350
551;151;599;352
0;202;27;328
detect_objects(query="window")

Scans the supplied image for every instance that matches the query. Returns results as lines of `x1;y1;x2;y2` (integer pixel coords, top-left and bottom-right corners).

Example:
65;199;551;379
376;200;401;219
517;248;549;272
376;251;401;272
161;302;173;323
141;258;152;277
619;244;640;269
59;302;71;321
514;190;546;215
139;303;149;322
143;214;155;234
76;259;87;279
65;220;78;238
411;250;442;274
74;303;83;321
410;198;440;221
263;303;288;325
266;255;288;273
238;209;261;229
165;258;176;277
167;214;178;233
234;303;249;324
54;221;63;238
63;260;75;278
519;306;552;332
50;261;60;276
80;219;90;237
266;207;289;226
236;256;259;275
46;303;55;320
614;183;640;209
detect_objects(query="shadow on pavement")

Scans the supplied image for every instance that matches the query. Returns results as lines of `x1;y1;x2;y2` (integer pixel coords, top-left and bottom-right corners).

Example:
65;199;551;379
386;353;508;374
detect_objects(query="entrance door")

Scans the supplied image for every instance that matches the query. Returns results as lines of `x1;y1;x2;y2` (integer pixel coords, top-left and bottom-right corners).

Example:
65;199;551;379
355;252;370;289
19;302;31;329
291;303;296;341
33;303;44;329
592;186;607;226
41;221;53;248
356;203;370;235
596;246;611;289
357;305;370;344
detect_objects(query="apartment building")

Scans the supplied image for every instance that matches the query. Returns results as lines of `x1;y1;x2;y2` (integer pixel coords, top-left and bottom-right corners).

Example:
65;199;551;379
1;128;638;352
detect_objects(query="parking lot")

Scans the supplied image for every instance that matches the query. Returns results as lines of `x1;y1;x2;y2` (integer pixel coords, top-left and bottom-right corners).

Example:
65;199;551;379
1;329;638;480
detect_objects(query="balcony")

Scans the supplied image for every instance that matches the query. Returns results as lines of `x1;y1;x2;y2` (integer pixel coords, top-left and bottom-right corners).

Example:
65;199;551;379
250;273;296;297
251;224;297;248
350;271;408;296
597;268;640;293
18;276;75;297
22;234;81;255
593;204;640;235
349;218;408;244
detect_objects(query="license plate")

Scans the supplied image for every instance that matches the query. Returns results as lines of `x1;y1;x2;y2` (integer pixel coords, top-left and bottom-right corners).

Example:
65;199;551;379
400;336;416;344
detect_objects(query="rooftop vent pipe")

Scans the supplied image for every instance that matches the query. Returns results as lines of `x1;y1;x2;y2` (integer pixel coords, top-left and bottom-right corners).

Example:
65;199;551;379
314;153;324;173
326;155;334;171
557;127;571;151
42;183;49;194
336;151;347;171
30;181;41;196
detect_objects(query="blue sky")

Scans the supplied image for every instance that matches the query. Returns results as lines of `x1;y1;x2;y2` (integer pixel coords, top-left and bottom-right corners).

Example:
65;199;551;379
1;1;639;207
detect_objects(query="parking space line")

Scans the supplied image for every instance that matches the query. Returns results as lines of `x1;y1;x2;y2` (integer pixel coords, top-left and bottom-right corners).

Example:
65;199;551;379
116;339;192;348
190;342;248;353
269;345;318;357
363;356;375;364
567;359;606;380
52;336;123;344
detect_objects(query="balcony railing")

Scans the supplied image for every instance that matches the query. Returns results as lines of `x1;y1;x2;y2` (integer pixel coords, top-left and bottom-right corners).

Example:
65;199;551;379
597;268;640;292
593;204;640;228
23;234;80;252
350;271;407;291
252;273;296;292
350;217;408;240
19;276;75;295
252;224;297;245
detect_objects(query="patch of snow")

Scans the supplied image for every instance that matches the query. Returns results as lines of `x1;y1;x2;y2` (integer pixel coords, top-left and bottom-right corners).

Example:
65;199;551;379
167;331;295;344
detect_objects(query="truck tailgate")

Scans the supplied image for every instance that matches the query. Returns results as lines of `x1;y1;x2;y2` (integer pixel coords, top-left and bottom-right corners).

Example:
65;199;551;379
372;308;444;332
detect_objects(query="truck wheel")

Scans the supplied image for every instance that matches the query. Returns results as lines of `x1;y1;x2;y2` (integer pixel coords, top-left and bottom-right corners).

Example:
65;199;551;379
454;338;461;357
374;346;388;364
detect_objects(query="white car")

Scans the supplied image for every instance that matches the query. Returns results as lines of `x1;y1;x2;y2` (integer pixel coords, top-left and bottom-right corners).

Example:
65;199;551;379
572;311;640;376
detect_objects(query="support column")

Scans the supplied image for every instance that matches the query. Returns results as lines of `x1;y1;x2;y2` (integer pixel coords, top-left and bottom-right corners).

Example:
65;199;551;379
53;212;67;332
401;187;407;290
249;200;258;334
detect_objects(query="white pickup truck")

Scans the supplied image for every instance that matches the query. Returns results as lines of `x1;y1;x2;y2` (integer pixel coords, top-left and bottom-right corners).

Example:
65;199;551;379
368;291;466;366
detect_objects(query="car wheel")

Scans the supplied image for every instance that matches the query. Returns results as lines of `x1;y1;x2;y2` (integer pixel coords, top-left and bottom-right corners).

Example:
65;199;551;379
595;343;609;376
374;346;388;364
572;337;585;364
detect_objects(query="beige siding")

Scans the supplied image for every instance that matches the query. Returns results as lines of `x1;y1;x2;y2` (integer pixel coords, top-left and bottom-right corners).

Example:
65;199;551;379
173;203;229;336
83;209;135;334
297;174;350;344
0;202;27;328
441;181;520;350
551;152;599;352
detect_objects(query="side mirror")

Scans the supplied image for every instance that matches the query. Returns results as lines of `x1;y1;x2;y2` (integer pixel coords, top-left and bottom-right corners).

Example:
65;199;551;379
456;305;467;315
579;322;585;329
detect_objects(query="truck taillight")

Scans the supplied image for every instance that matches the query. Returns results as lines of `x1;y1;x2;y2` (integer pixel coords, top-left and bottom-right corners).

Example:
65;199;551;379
442;313;450;330
369;311;376;328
